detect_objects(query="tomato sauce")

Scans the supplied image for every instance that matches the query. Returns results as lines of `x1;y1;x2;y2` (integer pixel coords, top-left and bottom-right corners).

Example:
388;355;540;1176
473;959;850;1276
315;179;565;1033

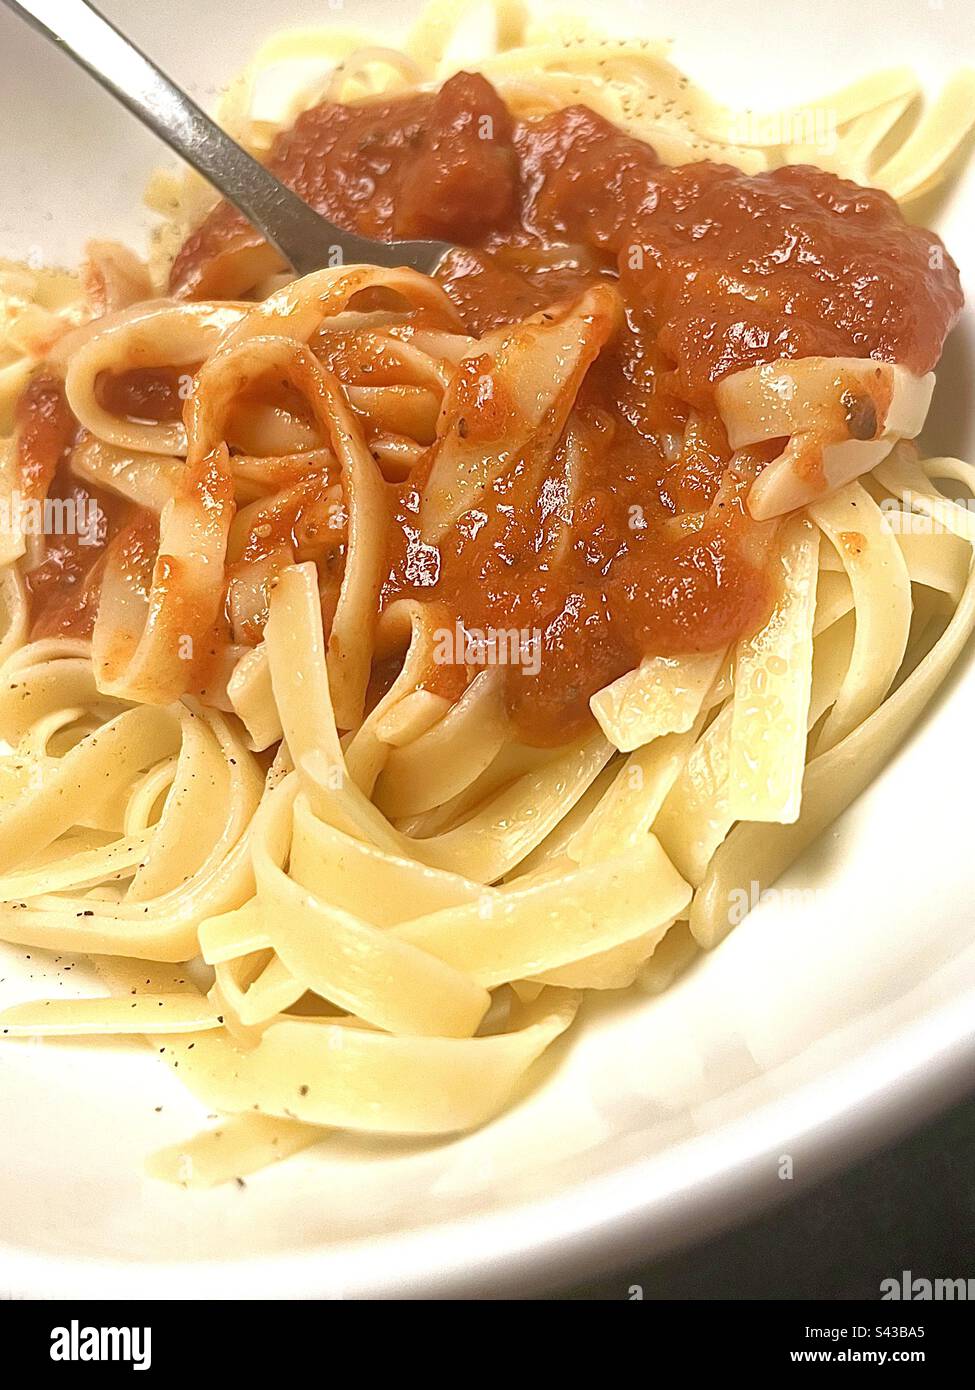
15;375;75;501
170;74;960;388
23;75;964;742
16;377;133;641
95;366;187;425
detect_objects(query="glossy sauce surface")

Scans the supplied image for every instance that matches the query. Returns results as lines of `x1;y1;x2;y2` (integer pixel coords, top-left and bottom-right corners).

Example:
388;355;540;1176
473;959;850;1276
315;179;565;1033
17;376;130;640
25;76;964;741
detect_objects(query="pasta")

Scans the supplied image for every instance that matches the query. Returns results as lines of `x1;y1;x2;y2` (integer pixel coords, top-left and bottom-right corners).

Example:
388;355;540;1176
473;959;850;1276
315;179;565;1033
1;0;974;1186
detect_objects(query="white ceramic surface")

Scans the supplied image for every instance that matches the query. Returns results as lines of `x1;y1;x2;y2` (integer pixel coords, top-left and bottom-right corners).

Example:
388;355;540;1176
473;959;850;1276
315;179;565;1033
0;0;973;1300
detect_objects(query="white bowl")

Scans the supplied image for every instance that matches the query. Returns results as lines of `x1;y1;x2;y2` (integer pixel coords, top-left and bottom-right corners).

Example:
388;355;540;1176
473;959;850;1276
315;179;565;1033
0;0;973;1300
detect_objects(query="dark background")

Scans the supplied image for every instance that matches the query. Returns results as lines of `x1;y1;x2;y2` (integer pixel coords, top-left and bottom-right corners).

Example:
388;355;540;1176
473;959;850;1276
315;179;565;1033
560;1091;975;1299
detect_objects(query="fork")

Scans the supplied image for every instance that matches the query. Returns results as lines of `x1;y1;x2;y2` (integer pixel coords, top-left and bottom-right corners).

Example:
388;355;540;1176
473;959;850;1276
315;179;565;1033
1;0;454;277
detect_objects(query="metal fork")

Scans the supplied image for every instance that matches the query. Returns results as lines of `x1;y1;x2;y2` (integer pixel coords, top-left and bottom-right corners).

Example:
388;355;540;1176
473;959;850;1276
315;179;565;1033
2;0;454;277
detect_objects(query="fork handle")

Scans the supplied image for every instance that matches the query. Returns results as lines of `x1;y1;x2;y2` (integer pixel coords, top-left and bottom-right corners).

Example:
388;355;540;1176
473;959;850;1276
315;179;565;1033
1;0;423;275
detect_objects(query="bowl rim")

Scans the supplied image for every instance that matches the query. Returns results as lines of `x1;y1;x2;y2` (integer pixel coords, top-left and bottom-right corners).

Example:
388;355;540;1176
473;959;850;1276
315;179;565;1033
2;980;972;1299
